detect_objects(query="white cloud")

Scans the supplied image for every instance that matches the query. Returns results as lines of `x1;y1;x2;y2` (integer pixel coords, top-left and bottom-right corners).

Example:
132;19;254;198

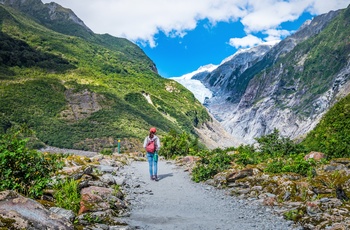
229;34;263;49
263;29;292;42
42;0;349;47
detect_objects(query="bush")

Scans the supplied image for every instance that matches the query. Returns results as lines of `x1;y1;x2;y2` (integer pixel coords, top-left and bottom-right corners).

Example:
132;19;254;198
192;148;234;182
160;130;203;159
255;129;305;157
233;144;260;165
264;154;317;176
0;127;64;198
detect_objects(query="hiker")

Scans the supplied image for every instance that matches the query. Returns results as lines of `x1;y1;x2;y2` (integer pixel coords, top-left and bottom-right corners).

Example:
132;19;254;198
143;127;161;181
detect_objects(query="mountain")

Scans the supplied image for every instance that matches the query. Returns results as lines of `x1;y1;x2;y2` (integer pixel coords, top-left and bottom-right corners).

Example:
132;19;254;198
0;0;221;151
188;5;350;144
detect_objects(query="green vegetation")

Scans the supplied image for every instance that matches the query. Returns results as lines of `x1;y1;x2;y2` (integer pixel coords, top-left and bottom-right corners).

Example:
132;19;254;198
53;178;81;214
0;4;210;151
160;130;203;159
160;129;325;182
192;148;234;182
0;126;64;198
190;129;319;182
302;93;350;158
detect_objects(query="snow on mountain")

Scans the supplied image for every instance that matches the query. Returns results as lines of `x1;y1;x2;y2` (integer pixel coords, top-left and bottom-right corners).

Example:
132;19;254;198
171;64;217;103
219;40;280;66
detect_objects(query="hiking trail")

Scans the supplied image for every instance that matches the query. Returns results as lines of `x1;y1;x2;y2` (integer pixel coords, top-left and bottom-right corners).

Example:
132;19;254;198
121;160;300;230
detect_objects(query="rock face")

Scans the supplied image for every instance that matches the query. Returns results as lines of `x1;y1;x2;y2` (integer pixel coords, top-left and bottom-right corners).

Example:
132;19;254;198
60;89;104;121
195;114;244;148
196;7;350;144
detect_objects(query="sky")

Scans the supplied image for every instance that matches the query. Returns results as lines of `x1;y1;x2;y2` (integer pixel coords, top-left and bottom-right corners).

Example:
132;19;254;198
41;0;349;78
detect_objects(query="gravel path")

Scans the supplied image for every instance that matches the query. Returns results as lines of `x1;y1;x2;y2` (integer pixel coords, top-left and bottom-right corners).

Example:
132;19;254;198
122;160;300;230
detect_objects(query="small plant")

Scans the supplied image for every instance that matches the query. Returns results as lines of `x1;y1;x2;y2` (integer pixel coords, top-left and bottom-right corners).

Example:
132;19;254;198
83;213;101;224
284;209;304;221
53;178;81;214
100;148;113;155
112;184;120;195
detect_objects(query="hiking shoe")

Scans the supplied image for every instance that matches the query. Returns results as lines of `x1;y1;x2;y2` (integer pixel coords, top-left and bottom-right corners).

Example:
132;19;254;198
151;176;155;180
154;176;159;181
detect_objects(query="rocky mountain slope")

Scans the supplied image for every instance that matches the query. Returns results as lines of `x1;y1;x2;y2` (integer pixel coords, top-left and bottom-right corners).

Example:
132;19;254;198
183;5;350;144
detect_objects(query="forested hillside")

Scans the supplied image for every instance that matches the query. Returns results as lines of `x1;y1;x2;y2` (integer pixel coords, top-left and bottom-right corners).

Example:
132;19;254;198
0;2;210;152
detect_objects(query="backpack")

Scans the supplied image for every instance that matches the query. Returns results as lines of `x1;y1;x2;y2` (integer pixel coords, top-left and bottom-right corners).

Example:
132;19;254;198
146;139;156;153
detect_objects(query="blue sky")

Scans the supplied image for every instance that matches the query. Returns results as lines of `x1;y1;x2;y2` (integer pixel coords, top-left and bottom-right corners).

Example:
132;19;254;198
141;12;314;77
42;0;349;78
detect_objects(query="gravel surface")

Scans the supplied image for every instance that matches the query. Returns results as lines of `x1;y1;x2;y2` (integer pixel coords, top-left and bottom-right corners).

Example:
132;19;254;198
121;160;301;230
39;146;98;157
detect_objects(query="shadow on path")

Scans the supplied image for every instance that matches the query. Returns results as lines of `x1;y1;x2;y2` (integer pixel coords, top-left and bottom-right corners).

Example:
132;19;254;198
158;173;173;181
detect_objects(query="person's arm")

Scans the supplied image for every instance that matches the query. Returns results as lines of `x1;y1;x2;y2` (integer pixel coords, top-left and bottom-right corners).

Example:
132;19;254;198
156;136;161;151
143;137;148;148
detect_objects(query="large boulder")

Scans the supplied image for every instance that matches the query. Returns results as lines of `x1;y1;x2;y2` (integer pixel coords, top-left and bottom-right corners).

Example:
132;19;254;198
0;190;73;229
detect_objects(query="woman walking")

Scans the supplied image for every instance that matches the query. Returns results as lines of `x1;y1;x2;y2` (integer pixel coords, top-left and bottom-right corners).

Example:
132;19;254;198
143;127;161;181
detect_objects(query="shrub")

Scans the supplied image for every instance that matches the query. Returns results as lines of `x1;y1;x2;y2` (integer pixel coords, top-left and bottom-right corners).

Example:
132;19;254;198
233;144;260;165
0;126;64;198
255;129;305;157
160;130;204;159
264;154;317;176
192;148;234;182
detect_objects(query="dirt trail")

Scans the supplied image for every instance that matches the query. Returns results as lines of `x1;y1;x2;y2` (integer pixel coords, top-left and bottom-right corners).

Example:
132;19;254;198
122;160;299;230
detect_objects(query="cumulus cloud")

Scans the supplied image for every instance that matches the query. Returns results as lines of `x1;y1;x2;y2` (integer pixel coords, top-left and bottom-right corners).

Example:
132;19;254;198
263;29;292;42
229;35;263;49
42;0;349;47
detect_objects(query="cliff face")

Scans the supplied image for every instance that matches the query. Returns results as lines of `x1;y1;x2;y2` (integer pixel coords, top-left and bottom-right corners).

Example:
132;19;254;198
200;6;350;144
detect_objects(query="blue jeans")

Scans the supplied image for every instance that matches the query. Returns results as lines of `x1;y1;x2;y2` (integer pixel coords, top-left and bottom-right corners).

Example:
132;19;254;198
147;152;158;177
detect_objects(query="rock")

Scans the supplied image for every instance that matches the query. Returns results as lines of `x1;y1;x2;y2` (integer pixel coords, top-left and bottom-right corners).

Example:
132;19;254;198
305;201;322;216
97;165;119;173
319;198;330;203
78;185;127;217
0;190;73;229
263;196;277;206
226;168;253;182
283;191;291;201
304;151;326;161
79;186;115;214
336;186;349;201
331;158;350;165
61;166;83;175
324;163;348;172
114;175;126;186
50;207;76;222
101;173;117;185
83;165;94;175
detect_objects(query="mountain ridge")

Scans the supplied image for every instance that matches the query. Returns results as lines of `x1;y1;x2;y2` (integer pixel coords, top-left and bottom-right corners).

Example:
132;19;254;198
175;5;350;144
0;0;240;151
